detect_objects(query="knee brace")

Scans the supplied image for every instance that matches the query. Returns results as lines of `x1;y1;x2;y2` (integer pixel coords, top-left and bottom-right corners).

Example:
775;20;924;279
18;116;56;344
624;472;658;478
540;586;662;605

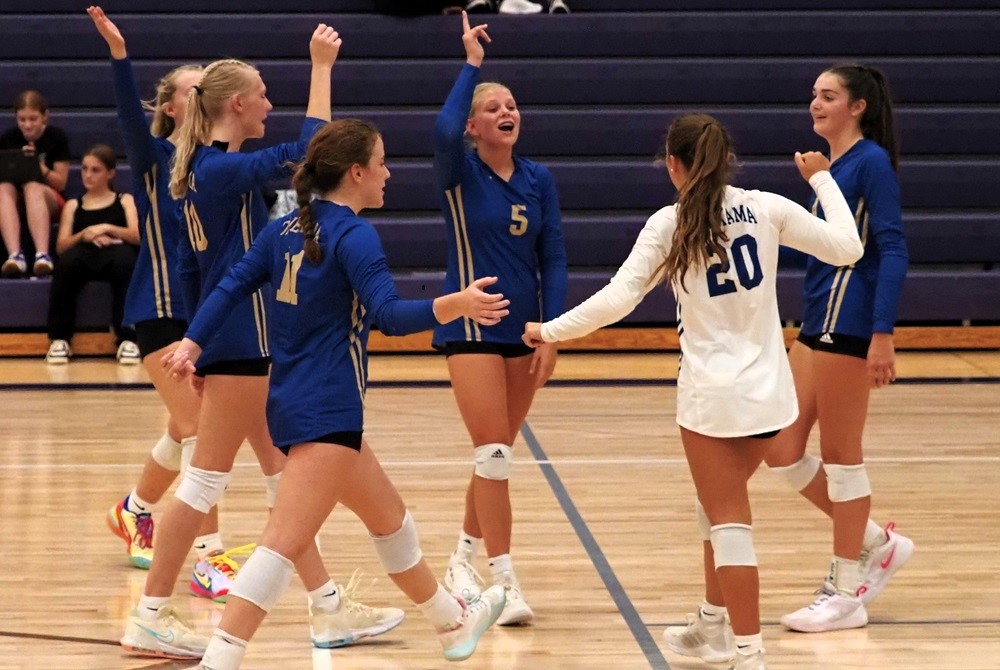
770;453;822;491
824;463;871;502
710;523;757;567
228;546;294;612
180;436;197;473
371;510;423;575
694;498;711;541
175;466;230;513
473;443;512;481
263;472;281;509
150;433;183;471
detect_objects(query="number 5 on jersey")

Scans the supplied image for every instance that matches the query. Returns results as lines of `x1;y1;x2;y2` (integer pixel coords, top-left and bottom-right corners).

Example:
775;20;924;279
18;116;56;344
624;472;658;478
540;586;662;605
509;204;528;236
276;250;305;305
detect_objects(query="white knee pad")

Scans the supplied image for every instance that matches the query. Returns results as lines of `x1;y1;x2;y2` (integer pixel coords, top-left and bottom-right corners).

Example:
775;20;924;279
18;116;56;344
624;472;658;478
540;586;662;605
263;472;281;508
824;463;871;502
228;546;294;612
473;443;512;481
694;498;711;541
175;466;230;513
371;510;423;575
710;523;757;567
150;433;183;471
770;453;822;491
180;436;197;473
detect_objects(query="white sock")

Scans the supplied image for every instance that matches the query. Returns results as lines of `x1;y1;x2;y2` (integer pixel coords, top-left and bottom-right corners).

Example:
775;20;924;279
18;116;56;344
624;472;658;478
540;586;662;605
863;520;887;551
308;579;342;614
734;632;763;655
488;553;514;583
136;594;170;621
193;532;224;560
699;600;726;622
830;556;861;597
418;583;464;630
453;530;482;562
126;489;155;515
201;629;248;670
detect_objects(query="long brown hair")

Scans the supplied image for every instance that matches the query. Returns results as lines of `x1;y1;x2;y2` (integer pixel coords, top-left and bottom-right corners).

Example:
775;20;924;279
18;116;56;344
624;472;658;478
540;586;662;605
14;90;48;113
169;59;258;199
824;63;899;171
144;64;203;138
655;113;734;291
293;119;382;264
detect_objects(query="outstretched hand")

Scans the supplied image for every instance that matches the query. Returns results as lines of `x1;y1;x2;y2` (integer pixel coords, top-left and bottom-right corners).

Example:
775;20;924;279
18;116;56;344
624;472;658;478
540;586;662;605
794;151;831;181
462;276;509;326
161;337;202;383
87;6;127;59
310;24;342;68
462;10;491;67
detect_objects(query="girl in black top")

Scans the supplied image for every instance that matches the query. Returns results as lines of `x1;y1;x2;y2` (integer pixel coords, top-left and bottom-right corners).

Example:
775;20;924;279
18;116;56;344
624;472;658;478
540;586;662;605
46;144;140;364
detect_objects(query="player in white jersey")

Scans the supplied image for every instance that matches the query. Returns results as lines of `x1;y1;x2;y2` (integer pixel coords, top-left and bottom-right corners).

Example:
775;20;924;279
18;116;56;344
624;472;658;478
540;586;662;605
523;114;863;670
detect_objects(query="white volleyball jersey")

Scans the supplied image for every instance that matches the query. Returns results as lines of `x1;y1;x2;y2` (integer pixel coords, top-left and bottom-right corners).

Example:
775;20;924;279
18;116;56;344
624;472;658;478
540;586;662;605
542;172;862;437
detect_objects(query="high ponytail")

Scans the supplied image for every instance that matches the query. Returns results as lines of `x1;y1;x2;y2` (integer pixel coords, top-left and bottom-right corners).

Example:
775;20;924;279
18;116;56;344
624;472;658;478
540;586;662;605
145;64;203;138
825;63;899;171
654;114;734;291
169;59;258;199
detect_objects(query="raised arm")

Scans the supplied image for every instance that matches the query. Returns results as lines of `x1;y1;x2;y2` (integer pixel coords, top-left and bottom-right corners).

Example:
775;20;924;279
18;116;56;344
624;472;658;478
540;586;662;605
304;24;341;123
433;12;490;188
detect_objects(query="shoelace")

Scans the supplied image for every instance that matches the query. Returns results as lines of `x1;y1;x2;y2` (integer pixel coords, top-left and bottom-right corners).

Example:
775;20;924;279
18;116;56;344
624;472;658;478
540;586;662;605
337;569;386;622
807;583;837;610
157;605;195;631
134;514;154;549
451;560;486;588
207;543;256;576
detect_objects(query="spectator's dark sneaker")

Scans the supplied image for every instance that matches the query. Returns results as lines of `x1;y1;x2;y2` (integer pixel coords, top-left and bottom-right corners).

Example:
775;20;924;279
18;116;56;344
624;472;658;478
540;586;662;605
33;252;54;277
2;251;27;278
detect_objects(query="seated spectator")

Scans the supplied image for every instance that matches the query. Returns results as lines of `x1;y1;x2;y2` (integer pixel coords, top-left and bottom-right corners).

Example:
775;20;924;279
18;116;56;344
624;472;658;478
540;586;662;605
0;90;70;278
46;144;140;365
466;0;570;13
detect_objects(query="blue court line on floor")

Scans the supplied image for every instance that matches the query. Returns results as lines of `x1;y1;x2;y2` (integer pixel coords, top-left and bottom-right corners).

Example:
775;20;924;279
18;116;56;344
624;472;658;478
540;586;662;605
521;421;670;670
2;376;999;392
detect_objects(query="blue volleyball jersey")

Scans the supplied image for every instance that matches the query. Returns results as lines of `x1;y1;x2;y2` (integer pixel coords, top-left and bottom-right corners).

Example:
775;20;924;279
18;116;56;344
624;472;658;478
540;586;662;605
801;139;908;338
431;63;567;347
185;200;437;448
112;58;187;326
178;117;324;367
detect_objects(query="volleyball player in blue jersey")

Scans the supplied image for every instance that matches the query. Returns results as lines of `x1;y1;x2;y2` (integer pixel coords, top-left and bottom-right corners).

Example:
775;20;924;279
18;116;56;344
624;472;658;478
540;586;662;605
163;118;508;668
434;12;568;626
88;6;235;583
766;64;914;633
121;28;400;660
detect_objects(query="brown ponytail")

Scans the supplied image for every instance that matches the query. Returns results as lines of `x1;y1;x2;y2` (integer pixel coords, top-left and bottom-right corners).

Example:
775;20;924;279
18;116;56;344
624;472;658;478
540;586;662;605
655;113;734;291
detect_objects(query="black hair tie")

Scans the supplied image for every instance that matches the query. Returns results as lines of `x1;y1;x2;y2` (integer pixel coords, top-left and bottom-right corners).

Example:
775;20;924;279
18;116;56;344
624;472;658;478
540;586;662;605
193;85;203;95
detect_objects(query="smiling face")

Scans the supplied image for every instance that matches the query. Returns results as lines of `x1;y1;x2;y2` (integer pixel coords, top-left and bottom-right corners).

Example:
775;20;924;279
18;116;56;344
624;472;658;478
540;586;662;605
357;135;390;210
810;71;866;142
80;154;114;192
16;106;47;143
236;72;272;140
466;84;520;150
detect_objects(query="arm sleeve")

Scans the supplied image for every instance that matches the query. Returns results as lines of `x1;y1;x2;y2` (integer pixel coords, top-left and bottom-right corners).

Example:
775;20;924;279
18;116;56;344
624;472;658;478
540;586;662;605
861;157;908;333
177;218;202;319
214;116;326;196
433;64;479;189
773;171;865;267
536;166;568;321
338;223;437;336
47;128;72;165
185;223;275;347
110;57;156;175
540;212;670;343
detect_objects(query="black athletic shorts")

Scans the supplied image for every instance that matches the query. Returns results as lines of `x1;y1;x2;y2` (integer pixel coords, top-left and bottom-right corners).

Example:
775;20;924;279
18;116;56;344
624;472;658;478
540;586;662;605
134;317;188;359
195;356;271;378
279;430;363;456
437;340;534;359
797;331;870;360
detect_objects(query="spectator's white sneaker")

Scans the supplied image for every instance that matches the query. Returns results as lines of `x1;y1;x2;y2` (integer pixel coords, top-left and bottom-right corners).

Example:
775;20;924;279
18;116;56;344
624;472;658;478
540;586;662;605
2;251;27;278
856;521;914;605
117;340;142;365
46;339;71;365
663;607;735;662
780;584;868;633
499;0;543;14
33;252;54;277
549;0;570;12
465;0;496;12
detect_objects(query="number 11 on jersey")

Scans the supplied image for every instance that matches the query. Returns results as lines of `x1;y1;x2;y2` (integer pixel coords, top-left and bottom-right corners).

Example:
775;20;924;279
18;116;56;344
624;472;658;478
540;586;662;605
276;250;305;305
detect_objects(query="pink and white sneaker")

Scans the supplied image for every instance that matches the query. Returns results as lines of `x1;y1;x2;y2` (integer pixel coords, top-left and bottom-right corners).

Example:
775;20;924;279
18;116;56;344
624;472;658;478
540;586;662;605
856;521;914;606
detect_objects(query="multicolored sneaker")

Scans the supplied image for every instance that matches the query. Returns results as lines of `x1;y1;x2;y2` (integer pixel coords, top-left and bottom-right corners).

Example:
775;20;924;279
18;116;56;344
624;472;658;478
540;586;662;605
438;586;506;662
32;252;54;277
310;571;406;648
856;521;914;606
189;544;255;603
107;497;154;569
1;251;27;278
121;604;209;659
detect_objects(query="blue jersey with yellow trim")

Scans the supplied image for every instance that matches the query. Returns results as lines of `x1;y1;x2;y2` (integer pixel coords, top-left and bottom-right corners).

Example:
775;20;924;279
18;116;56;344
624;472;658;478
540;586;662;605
801;139;908;338
431;63;567;347
178;117;324;367
185;200;437;448
112;58;186;326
